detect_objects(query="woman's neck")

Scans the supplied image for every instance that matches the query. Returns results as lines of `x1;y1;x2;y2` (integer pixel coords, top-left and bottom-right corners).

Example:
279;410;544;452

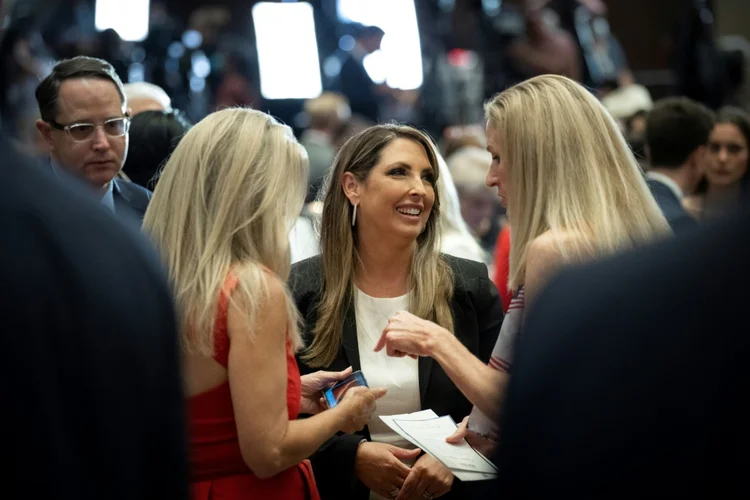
355;231;414;298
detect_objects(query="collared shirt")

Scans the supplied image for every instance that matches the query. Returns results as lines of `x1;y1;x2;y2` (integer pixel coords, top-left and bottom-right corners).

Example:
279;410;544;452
646;171;683;200
100;180;115;212
51;157;116;213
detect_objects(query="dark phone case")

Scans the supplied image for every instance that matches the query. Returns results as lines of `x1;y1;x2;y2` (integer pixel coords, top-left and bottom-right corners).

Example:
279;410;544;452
323;371;368;408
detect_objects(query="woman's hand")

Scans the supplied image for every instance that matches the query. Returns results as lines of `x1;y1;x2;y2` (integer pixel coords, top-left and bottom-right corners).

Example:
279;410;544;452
335;386;387;433
446;416;497;459
299;366;353;414
397;454;453;500
355;442;422;498
374;311;450;359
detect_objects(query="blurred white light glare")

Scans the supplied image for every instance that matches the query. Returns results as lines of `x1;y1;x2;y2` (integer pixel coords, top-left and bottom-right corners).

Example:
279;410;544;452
190;76;206;93
323;56;342;78
337;0;423;90
253;2;323;100
95;0;150;42
128;63;145;83
182;30;203;49
482;0;502;16
362;50;386;84
168;42;185;59
191;51;211;79
339;35;355;51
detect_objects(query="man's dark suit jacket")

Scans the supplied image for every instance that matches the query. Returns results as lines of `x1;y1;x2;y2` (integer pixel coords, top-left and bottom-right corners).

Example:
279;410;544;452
48;161;151;222
493;205;750;498
1;138;188;500
339;55;380;124
290;255;503;500
647;178;698;235
113;176;152;221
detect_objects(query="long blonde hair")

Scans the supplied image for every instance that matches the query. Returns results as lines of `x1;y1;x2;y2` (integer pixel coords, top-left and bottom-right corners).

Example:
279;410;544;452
143;108;307;355
485;75;670;289
302;124;454;368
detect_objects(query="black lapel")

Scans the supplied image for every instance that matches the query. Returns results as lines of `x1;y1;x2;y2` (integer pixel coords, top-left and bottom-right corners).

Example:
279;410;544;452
341;297;362;372
418;354;434;405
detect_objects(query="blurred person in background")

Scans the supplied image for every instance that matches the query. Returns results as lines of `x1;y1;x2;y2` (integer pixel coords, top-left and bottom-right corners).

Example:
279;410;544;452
644;97;714;235
34;56;151;220
446;146;502;254
436;152;488;265
624;109;649;164
92;28;128;82
509;1;582;82
124;82;173;115
338;25;385;124
291;124;502;500
491;225;513;313
214;51;261;110
685;107;750;220
601;84;653;134
143;108;385;500
122;109;192;190
440;124;485;160
290;92;351;264
301;92;351;206
376;75;670;455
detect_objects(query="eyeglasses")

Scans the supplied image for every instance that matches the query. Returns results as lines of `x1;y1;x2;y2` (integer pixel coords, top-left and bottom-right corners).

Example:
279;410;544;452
49;116;131;143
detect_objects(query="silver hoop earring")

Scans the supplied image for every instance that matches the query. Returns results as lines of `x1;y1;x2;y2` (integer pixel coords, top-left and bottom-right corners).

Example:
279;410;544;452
352;203;358;226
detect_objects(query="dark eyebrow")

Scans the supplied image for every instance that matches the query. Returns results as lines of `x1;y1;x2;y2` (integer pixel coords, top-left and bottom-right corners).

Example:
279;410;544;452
388;161;435;172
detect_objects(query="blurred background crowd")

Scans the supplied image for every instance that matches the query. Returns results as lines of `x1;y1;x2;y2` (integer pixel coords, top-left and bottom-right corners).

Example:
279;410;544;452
2;0;748;280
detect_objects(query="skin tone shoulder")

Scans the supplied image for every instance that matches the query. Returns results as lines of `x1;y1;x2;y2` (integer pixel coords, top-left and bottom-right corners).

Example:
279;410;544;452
186;267;386;480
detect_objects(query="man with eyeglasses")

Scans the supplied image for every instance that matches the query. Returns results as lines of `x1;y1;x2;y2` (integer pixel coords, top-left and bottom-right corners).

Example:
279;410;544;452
35;56;151;220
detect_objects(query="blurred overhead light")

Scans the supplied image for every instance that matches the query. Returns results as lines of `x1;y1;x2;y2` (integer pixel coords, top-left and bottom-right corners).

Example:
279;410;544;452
339;35;356;52
482;0;502;17
95;0;150;42
182;30;203;50
253;2;323;100
337;0;423;90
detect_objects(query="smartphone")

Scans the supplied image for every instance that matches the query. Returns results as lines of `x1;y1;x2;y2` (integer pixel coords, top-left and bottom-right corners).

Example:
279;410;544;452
323;371;368;409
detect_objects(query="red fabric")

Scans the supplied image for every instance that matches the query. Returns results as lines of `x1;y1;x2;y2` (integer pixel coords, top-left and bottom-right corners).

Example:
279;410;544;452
492;225;513;313
189;273;319;500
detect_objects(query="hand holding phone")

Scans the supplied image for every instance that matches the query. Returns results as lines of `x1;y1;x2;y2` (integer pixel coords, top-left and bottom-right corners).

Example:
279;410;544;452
322;370;369;409
334;385;387;434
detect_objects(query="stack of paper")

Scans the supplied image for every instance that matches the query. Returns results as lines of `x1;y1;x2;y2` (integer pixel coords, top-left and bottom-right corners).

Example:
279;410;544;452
380;410;498;481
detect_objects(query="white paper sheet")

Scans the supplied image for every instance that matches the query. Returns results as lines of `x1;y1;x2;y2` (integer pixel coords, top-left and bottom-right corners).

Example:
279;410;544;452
380;411;498;480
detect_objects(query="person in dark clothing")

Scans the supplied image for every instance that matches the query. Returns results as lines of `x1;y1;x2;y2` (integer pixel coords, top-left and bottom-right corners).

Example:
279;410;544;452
0;135;188;500
338;25;384;124
493;202;750;499
35;56;152;220
645;97;715;234
123;108;192;189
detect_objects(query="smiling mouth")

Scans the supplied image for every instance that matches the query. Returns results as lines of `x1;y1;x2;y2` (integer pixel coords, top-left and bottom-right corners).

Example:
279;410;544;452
397;207;422;216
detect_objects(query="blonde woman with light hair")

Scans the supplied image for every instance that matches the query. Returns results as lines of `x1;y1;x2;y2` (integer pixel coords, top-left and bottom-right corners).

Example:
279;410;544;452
143;108;385;500
375;74;670;451
290;124;503;500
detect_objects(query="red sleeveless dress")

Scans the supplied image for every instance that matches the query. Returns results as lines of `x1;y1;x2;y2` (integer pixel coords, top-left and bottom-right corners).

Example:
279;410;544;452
189;273;320;500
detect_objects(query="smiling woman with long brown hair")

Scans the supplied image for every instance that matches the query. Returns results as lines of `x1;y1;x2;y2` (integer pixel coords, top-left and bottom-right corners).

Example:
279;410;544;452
291;123;503;500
